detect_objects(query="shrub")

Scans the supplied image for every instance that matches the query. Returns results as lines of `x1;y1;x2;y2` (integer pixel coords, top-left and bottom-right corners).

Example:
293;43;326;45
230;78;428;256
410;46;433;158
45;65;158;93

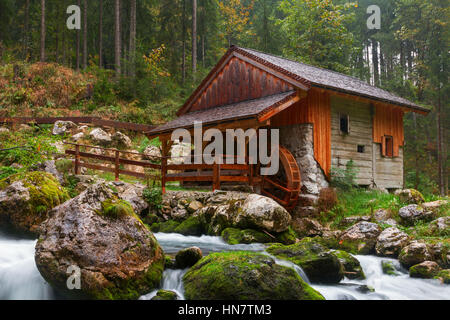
143;187;163;211
330;159;358;191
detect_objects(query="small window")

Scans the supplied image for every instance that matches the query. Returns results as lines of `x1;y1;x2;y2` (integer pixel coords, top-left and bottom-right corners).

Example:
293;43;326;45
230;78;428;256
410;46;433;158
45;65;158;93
340;114;349;134
357;145;365;153
382;135;394;157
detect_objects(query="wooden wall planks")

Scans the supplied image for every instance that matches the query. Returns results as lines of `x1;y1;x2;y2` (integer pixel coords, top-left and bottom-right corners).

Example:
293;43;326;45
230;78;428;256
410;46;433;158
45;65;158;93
189;56;294;112
271;88;331;177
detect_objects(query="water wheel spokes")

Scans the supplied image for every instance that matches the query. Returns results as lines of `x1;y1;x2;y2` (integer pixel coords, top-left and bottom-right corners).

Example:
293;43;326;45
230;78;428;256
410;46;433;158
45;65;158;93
261;145;301;210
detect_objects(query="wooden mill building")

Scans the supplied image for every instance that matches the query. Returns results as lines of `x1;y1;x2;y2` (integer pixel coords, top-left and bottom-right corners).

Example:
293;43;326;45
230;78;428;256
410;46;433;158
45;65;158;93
147;46;429;213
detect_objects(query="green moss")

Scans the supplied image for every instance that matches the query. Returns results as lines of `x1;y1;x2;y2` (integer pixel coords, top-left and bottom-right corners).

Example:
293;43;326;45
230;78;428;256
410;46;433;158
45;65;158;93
381;260;400;276
275;227;297;245
150;220;180;233
174;215;205;236
221;228;272;245
183;251;324;300
151;290;178;300
0;171;69;217
333;250;365;280
434;269;450;284
409;263;440;279
266;237;344;283
99;198;142;222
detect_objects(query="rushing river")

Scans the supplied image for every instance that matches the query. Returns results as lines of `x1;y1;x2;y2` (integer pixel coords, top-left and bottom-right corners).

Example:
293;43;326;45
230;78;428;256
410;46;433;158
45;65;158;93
0;231;448;300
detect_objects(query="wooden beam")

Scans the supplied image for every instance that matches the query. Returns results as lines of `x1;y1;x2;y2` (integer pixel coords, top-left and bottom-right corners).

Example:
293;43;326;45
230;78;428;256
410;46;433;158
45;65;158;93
258;94;302;122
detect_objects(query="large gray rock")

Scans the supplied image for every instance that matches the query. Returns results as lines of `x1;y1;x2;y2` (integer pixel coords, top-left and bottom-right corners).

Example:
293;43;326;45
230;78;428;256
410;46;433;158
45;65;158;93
375;227;410;257
115;183;149;214
421;200;448;214
291;217;324;238
232;194;291;233
89;128;112;145
398;241;432;268
112;131;132;148
398;204;434;225
35;183;164;300
339;222;382;254
143;146;161;161
52;120;78;135
427;217;450;236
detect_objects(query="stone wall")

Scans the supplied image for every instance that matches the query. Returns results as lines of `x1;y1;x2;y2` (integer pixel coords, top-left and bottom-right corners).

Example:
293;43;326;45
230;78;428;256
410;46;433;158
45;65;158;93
278;123;329;217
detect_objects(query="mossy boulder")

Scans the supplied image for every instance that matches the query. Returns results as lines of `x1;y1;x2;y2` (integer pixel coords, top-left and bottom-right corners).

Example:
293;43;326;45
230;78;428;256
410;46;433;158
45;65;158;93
174;215;205;236
35;183;164;300
266;238;344;283
221;228;272;245
333;250;365;280
275;227;298;245
182;251;324;300
395;189;425;204
375;227;410;257
409;261;441;279
151;290;178;300
399;241;432;269
338;222;382;255
398;204;434;226
0;171;70;236
175;247;203;269
150;220;180;233
434;269;450;284
381;260;400;276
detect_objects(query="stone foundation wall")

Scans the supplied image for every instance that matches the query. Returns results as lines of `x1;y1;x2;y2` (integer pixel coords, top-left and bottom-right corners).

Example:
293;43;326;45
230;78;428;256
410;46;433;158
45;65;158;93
278;123;329;217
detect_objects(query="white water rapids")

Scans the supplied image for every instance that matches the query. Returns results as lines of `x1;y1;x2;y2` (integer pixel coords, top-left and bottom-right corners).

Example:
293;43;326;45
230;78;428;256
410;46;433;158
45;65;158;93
0;231;448;300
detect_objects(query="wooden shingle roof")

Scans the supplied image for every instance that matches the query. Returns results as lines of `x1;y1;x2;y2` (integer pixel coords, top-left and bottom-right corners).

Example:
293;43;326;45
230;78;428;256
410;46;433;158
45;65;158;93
148;91;297;135
234;47;428;113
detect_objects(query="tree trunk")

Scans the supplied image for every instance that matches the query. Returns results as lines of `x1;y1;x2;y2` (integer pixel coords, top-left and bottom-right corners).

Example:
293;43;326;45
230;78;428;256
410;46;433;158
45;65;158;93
182;0;186;84
40;0;46;62
129;0;136;77
192;0;197;81
437;84;446;196
371;39;379;86
99;0;103;67
24;0;30;60
115;0;121;75
202;35;205;68
413;113;419;189
83;0;88;69
76;0;81;71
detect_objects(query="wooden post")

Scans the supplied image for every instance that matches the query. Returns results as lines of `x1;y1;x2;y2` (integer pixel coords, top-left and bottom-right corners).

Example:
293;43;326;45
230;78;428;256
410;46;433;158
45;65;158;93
161;139;168;194
114;150;120;181
213;163;221;191
75;144;80;174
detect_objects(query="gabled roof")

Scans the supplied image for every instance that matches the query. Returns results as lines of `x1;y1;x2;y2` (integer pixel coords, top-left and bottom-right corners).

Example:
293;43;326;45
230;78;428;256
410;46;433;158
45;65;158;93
148;91;297;136
177;46;429;116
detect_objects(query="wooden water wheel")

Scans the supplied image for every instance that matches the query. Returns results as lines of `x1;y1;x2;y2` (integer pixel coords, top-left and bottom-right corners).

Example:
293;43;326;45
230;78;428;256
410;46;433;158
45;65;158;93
261;145;301;210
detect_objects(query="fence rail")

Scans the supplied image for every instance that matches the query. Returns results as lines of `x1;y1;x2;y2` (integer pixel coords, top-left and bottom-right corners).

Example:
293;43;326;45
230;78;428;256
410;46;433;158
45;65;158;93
64;142;256;193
